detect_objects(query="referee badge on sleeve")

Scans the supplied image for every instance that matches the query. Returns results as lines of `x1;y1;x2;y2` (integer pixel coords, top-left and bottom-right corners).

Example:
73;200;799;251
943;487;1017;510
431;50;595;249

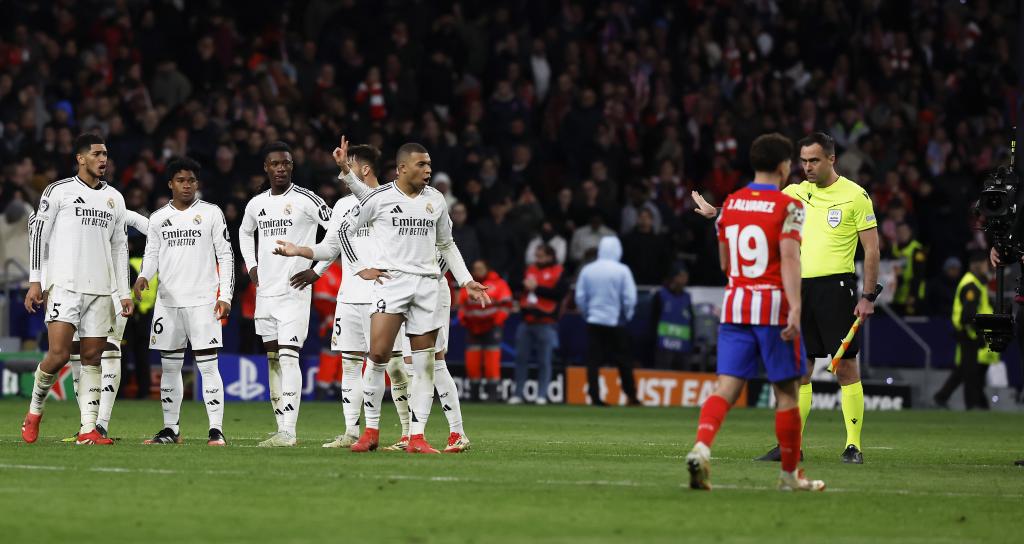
827;209;842;228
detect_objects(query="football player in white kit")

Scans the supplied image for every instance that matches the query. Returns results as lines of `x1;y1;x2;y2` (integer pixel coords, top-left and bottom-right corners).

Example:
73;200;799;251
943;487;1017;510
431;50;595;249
305;144;413;451
57;209;149;441
276;141;488;454
401;256;471;453
322;137;470;453
134;157;234;446
240;141;333;447
22;134;133;445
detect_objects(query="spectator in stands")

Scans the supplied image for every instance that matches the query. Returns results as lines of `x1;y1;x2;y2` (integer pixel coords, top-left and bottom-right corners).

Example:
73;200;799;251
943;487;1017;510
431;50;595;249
622;208;670;285
0;193;32;282
525;220;567;266
475;192;523;281
576;236;639;406
569;213;615;268
510;244;567;405
927;257;963;317
620;182;663;235
651;267;695;370
450;202;481;267
458;260;513;402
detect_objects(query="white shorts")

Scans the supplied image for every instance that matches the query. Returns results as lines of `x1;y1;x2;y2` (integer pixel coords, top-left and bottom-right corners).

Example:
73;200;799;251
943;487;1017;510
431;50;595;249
255;291;311;346
149;300;223;351
402;281;451;356
72;312;127;345
331;302;404;353
46;285;114;338
372;271;442;335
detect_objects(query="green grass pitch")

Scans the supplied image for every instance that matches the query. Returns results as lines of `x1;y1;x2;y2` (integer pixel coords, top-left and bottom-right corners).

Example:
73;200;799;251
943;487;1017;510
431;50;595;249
0;399;1021;543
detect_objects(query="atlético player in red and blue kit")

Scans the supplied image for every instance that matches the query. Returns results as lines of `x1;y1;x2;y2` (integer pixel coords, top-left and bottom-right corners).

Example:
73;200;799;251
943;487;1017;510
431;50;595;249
685;133;825;492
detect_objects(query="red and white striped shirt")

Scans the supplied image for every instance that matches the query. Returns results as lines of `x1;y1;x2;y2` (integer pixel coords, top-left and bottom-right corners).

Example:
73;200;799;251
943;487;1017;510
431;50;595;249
716;183;804;326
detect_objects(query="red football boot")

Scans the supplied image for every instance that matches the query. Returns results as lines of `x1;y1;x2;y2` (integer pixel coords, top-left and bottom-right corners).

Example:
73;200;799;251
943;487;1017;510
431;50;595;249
406;434;439;454
76;429;114;445
350;428;380;452
21;413;42;444
442;432;471;453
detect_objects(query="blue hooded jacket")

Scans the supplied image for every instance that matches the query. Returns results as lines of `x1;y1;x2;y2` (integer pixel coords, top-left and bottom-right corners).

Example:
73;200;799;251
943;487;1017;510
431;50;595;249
575;236;638;327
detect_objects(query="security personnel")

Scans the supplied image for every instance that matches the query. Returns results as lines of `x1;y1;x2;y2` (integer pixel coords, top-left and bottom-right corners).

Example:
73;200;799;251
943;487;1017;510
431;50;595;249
692;132;880;463
652;268;694;370
892;223;927;315
933;250;998;409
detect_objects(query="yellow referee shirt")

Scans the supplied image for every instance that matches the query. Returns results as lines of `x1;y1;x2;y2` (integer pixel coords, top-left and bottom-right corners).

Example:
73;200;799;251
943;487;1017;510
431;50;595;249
782;176;877;278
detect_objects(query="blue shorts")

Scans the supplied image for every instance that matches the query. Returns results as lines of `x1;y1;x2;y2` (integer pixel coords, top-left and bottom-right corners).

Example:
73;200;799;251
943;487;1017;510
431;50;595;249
717;323;807;383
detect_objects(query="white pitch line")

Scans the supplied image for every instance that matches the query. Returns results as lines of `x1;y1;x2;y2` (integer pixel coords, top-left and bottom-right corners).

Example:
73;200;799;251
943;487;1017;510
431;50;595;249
2;463;1021;499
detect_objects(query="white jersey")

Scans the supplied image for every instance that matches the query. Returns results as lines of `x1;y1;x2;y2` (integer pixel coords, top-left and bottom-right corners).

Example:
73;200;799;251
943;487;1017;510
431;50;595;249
29;176;130;298
239;184;332;297
140;199;234;307
29;209;148;295
315;175;471;286
312;194;376;304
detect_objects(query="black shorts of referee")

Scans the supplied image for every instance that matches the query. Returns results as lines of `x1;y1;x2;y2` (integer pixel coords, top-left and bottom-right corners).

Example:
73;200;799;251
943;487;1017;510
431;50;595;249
801;273;859;359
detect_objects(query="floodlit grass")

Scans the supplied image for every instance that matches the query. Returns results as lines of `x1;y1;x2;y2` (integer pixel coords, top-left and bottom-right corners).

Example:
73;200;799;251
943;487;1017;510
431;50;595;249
0;399;1021;543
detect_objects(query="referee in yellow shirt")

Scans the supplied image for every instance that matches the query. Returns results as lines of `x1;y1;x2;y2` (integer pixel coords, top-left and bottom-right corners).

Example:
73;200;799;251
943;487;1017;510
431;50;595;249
694;132;880;464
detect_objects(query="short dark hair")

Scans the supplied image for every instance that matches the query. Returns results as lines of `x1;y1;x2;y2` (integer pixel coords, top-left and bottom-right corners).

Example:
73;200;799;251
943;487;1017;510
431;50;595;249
749;133;794;173
262;141;292;160
396;142;428;163
165;156;202;181
797;132;836;157
537;244;556;259
349;144;381;175
73;133;105;157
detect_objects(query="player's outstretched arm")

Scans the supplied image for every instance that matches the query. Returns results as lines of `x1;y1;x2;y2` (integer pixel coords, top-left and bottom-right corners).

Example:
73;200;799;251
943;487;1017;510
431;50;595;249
274;240;315;259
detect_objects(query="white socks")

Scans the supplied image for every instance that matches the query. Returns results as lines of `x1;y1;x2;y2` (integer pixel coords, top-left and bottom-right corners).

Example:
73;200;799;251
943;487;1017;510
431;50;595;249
29;365;57;416
70;354;83;412
160;352;184;434
386;355;410;436
196;354;224;431
96;350;120;431
78;364;101;435
278;347;301;435
361;358;387;430
408;348;436;436
267;351;283;428
341;354;364;436
434;359;465;435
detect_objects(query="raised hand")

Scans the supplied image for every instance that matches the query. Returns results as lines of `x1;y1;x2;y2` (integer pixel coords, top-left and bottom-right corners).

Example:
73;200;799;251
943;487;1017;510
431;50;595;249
333;135;350;174
691;190;718;219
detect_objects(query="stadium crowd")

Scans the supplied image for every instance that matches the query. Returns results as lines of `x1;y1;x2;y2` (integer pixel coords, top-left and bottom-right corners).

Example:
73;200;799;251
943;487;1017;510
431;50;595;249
0;0;1017;310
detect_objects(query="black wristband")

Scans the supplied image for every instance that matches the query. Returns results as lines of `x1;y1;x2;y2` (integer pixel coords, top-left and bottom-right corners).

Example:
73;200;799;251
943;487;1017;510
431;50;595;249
862;292;878;302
